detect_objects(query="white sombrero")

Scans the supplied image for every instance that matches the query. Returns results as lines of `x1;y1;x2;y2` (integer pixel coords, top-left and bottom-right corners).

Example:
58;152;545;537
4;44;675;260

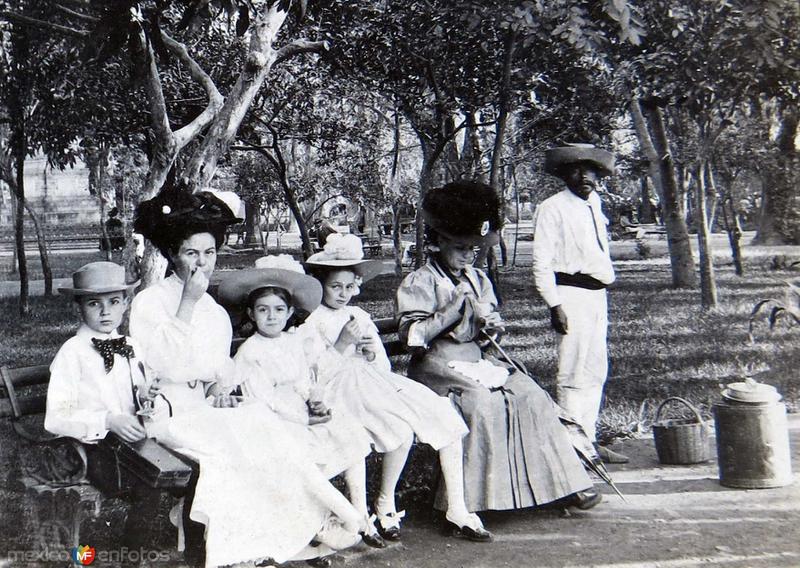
217;255;322;312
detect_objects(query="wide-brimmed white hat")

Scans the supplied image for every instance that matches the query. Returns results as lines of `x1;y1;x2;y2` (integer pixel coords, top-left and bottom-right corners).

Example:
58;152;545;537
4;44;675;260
304;234;390;283
217;255;322;312
58;262;140;296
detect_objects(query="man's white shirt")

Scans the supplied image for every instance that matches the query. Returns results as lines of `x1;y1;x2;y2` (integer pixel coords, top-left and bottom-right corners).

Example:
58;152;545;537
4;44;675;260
532;189;615;308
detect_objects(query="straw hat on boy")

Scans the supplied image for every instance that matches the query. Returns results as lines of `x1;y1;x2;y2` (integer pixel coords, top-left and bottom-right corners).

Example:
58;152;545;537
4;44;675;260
217;255;322;312
58;262;140;296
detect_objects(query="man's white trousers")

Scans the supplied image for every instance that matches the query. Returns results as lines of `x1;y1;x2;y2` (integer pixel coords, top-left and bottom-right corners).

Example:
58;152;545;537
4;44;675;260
555;285;608;442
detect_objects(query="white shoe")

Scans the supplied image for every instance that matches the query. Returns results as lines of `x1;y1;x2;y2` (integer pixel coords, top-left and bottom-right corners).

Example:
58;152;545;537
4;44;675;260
315;515;361;550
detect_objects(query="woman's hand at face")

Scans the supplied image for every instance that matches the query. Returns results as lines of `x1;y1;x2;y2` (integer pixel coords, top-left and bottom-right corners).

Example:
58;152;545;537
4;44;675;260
334;315;361;352
182;267;210;304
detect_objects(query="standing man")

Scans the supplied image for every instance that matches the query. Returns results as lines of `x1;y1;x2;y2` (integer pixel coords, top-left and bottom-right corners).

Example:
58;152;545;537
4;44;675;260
532;143;628;464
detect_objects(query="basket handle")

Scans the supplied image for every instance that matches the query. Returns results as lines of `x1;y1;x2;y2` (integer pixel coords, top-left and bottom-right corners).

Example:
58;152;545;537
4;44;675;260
654;396;705;424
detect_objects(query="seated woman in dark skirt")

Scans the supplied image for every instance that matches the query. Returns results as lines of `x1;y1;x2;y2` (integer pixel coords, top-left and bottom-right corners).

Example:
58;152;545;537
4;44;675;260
396;181;601;514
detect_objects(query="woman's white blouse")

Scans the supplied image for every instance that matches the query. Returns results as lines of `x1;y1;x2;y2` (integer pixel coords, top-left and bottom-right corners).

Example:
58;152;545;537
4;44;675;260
129;274;234;412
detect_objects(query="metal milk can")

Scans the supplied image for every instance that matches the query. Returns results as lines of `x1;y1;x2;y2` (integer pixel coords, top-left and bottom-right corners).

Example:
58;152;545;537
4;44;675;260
712;379;792;489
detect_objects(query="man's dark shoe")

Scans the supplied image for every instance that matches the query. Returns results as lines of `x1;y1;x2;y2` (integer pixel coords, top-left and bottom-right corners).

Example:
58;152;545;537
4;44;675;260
567;490;602;510
594;444;629;464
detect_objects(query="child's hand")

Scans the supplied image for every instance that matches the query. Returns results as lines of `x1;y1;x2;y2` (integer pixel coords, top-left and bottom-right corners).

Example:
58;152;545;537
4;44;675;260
356;335;378;362
307;399;330;416
308;410;332;425
146;378;163;399
211;393;239;408
334;316;361;352
107;414;146;442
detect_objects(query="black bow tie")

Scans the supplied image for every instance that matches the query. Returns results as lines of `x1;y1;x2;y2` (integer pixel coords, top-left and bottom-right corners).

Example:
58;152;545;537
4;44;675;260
91;337;135;373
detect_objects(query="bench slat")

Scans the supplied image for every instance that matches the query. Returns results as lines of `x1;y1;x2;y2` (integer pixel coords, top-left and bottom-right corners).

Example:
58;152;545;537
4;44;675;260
0;395;47;419
1;365;50;388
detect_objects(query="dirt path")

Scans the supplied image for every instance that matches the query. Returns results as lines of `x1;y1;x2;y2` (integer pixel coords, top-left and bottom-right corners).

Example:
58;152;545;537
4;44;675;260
328;415;800;568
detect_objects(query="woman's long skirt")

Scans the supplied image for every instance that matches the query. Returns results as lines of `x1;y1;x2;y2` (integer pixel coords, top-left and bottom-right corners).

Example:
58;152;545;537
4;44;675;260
408;354;592;512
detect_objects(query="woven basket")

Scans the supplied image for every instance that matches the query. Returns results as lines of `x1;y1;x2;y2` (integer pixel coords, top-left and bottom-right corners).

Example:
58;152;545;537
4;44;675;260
652;397;711;465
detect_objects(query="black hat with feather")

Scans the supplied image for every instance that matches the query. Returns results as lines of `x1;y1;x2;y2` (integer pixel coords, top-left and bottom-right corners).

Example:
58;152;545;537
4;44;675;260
133;177;242;258
422;180;501;246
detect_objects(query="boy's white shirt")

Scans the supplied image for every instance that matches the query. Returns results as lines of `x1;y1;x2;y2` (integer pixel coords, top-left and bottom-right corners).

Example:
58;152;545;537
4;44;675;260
45;324;145;443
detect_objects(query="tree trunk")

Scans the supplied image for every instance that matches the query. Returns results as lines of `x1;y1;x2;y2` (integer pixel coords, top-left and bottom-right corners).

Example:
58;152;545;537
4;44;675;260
754;106;799;245
638;176;656;223
710;166;744;276
696;162;717;309
245;199;259;245
182;4;289;192
415;151;435;269
13;131;29;315
22;199;52;296
391;202;402;276
631;98;696;287
281;177;313;258
389;110;403;276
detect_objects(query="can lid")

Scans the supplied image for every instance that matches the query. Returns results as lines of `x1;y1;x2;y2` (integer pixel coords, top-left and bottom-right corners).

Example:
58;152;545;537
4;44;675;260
722;378;781;404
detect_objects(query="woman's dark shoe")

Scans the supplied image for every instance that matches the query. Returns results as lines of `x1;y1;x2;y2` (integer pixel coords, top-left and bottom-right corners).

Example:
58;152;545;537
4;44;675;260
567;490;603;510
443;512;493;543
374;509;405;541
306;556;333;568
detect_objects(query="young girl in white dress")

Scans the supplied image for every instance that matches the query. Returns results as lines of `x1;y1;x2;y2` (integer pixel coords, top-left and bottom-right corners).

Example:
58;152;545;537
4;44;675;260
219;255;385;549
303;234;492;542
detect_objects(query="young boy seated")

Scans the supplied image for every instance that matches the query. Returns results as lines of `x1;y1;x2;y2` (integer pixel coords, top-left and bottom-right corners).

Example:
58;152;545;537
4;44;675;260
45;261;150;443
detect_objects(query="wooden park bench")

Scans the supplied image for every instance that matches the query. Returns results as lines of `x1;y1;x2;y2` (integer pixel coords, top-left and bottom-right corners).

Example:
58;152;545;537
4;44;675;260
0;317;405;557
0;364;196;554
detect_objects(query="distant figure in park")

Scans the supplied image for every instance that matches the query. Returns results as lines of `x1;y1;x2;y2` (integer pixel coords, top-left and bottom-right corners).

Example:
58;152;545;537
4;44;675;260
316;217;339;249
532;143;628;464
102;207;125;251
397;181;600;514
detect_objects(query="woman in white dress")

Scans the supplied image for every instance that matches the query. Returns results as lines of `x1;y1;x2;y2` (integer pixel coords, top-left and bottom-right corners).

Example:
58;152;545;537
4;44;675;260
130;185;363;568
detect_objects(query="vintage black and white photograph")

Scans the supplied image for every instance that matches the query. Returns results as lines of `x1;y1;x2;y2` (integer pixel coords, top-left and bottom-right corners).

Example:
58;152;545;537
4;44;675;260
0;1;798;567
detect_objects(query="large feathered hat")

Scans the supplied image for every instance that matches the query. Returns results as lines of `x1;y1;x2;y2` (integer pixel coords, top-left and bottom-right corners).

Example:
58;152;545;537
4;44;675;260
422;180;501;246
133;178;242;256
544;143;615;178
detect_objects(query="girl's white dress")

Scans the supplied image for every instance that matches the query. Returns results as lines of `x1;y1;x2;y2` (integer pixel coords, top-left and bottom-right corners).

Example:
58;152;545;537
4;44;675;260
234;330;372;478
130;274;351;567
302;304;468;453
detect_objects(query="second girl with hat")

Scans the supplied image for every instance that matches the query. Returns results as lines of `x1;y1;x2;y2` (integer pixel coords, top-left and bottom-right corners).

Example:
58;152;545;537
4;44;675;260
303;233;492;542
